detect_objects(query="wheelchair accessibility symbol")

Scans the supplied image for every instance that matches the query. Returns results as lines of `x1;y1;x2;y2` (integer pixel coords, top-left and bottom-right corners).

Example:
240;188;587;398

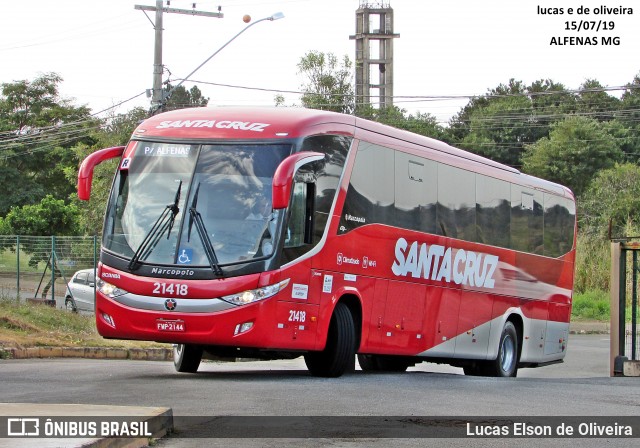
177;248;193;264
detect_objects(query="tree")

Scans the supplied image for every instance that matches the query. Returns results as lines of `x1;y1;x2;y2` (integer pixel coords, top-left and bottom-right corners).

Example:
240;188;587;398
357;105;448;141
1;195;81;270
575;79;620;119
580;163;640;237
164;84;209;111
522;116;624;196
2;195;79;236
297;51;354;113
449;79;579;167
0;73;96;216
99;106;148;146
458;92;532;166
617;73;640;163
0;73;88;132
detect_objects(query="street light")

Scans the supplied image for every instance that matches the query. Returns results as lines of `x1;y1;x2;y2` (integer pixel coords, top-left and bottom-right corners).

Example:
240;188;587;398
154;12;285;114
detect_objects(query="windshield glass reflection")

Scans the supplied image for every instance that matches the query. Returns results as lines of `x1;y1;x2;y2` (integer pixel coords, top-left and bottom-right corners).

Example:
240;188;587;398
103;142;291;267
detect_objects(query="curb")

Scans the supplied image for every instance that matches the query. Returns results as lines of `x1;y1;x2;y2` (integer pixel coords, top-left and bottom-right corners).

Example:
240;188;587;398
569;329;610;335
0;347;173;361
568;321;610;335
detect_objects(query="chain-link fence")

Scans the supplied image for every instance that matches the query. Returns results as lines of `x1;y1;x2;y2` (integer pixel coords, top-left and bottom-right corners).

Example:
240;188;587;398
0;236;98;304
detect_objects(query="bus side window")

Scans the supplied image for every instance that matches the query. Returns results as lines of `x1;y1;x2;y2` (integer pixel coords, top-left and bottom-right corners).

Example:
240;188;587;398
543;193;575;257
511;188;543;254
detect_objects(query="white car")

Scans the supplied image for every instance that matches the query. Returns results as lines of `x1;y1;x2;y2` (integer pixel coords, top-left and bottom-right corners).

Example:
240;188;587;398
64;269;96;312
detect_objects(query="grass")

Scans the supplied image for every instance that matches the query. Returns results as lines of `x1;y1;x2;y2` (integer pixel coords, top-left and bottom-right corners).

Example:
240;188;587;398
572;290;610;321
572;289;640;322
0;298;169;350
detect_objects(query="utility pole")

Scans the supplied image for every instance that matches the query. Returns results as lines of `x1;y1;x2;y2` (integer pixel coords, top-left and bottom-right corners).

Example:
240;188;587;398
135;1;223;110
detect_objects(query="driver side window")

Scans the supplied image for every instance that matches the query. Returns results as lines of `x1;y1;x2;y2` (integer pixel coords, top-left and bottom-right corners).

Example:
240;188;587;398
285;182;308;248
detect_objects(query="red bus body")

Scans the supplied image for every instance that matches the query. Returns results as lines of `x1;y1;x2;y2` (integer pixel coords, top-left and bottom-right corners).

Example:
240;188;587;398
79;107;576;377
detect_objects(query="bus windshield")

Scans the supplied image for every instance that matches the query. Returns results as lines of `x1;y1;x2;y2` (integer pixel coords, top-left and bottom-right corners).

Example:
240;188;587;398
103;141;292;268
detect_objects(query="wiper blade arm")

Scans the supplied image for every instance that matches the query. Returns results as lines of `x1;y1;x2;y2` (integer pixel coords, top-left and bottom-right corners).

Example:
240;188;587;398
187;183;223;277
128;181;182;270
166;180;182;236
187;182;200;243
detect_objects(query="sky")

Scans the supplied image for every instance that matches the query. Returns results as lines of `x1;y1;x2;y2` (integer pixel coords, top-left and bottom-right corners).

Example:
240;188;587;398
1;0;639;125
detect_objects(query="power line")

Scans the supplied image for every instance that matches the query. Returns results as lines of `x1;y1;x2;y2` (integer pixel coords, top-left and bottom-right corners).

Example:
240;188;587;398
89;91;148;117
178;77;640;102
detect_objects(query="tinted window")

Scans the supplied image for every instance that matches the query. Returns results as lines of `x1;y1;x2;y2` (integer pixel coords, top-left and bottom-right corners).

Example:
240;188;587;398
544;193;576;257
337;140;575;259
394;152;437;234
300;135;352;244
511;187;544;254
437;164;476;241
339;142;394;233
476;175;511;248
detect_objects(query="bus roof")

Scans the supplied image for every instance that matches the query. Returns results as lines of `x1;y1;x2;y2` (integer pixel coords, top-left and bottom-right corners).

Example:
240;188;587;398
134;106;573;199
133;106;356;140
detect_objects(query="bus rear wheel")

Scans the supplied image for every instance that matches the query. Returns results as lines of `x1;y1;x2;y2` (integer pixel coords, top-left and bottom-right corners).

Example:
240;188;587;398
485;321;519;377
304;303;356;378
173;344;203;373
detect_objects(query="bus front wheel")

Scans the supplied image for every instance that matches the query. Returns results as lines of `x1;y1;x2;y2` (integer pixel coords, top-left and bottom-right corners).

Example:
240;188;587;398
173;344;203;373
304;303;356;378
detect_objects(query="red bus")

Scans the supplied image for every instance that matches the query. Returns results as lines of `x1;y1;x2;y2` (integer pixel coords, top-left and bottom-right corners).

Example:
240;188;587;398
78;107;576;377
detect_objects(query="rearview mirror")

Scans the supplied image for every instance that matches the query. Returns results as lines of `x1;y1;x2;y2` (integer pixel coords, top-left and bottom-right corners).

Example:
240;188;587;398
271;152;324;209
77;146;125;200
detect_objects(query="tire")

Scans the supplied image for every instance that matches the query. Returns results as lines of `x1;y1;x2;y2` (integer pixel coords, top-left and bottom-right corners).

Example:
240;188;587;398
173;344;203;373
485;321;519;377
65;298;77;313
358;354;412;372
304;303;356;378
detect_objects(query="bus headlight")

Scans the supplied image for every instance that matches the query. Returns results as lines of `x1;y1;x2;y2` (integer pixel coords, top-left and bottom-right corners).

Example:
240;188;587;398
221;279;290;306
97;279;128;298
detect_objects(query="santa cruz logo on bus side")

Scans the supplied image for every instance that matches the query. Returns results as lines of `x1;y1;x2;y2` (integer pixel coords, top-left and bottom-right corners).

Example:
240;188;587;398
391;237;499;289
155;120;270;132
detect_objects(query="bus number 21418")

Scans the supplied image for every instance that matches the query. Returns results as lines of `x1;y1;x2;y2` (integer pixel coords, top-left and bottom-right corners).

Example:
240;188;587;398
288;310;306;323
153;282;188;296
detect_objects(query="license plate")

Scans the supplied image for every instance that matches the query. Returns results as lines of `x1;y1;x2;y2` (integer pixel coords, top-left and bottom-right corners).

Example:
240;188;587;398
156;319;185;332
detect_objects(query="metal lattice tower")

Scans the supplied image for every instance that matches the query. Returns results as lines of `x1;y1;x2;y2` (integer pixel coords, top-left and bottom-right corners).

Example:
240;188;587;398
349;2;400;109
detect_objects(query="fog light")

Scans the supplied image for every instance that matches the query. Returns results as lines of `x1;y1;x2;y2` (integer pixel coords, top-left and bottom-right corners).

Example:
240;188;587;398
234;322;254;335
101;312;116;328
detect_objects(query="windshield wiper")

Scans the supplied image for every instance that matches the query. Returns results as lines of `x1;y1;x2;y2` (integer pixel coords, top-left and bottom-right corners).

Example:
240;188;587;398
128;181;182;271
187;183;224;277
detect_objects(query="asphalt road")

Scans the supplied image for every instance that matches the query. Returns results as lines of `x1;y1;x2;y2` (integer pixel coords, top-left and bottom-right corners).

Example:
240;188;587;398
1;334;638;447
